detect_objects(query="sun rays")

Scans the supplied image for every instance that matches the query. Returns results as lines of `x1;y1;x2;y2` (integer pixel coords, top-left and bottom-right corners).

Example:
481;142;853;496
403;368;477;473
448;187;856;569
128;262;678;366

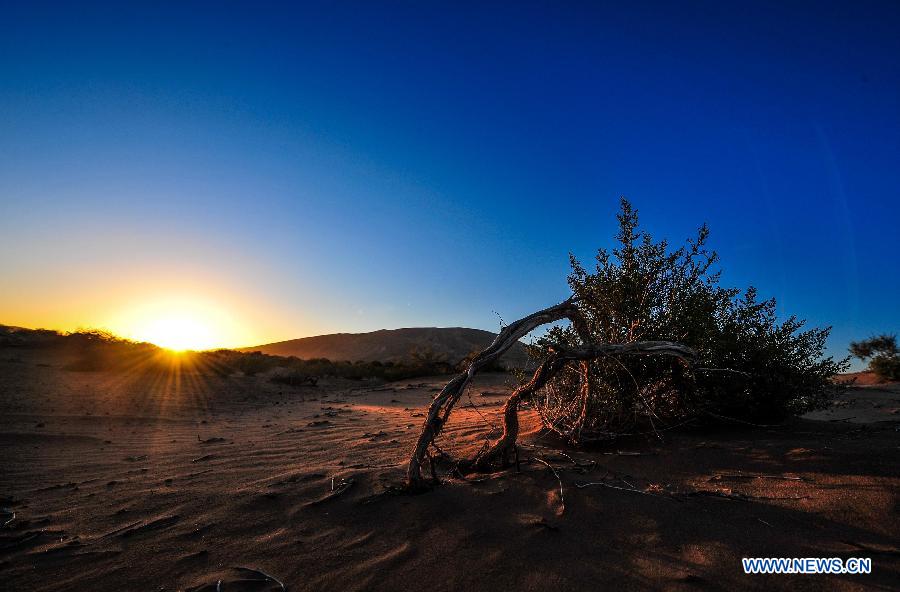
106;296;248;352
133;315;218;352
66;337;234;425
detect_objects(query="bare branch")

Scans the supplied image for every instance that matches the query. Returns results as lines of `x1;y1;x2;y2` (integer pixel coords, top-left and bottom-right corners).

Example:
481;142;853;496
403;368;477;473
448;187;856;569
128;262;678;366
406;298;580;489
404;293;696;488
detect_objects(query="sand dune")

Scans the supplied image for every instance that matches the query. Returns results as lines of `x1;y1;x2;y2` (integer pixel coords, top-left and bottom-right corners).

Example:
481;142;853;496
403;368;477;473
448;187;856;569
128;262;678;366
241;327;531;367
1;349;898;591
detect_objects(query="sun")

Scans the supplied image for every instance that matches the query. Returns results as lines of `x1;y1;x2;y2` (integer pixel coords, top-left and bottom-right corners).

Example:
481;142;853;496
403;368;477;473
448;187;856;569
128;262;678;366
107;295;250;352
136;314;218;351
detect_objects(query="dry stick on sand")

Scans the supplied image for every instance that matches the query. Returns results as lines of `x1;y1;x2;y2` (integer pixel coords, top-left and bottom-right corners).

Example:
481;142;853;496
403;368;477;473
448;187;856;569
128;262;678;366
304;478;355;507
533;457;566;515
709;473;807;482
232;566;286;591
685;490;811;502
1;510;14;528
575;480;669;498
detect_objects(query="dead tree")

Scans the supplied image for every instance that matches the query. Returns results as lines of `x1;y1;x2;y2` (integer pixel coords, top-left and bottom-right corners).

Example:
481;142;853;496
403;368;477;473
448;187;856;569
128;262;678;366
405;298;695;490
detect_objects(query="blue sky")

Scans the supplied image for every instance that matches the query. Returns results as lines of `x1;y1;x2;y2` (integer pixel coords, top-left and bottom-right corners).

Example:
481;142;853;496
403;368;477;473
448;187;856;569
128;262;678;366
1;1;898;365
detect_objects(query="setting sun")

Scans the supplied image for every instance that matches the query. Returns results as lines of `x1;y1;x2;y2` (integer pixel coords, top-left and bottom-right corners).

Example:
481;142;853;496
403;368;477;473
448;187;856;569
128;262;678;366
107;296;247;351
133;314;218;351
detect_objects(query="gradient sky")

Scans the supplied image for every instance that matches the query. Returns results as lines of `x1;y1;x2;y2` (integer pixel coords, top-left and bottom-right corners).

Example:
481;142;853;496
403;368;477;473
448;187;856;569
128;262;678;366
1;2;898;364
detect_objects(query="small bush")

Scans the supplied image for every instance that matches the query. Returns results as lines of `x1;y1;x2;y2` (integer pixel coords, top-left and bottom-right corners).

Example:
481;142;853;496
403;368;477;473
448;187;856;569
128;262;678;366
232;351;278;376
406;346;454;375
270;369;318;387
850;334;900;381
458;348;507;373
63;330;145;371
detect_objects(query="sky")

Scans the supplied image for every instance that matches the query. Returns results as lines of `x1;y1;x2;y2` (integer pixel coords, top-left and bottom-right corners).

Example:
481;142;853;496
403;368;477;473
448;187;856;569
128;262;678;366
1;2;898;363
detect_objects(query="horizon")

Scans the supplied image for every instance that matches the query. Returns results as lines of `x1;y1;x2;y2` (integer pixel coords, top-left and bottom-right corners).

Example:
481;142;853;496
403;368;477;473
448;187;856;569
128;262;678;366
2;2;899;367
0;322;511;352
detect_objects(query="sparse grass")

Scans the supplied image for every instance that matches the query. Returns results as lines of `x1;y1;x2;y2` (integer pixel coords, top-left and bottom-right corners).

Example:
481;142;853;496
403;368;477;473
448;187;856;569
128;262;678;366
2;327;466;382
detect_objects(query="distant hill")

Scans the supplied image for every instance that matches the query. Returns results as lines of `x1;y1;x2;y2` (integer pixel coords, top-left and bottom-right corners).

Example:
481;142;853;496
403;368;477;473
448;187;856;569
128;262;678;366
0;324;62;347
241;327;530;368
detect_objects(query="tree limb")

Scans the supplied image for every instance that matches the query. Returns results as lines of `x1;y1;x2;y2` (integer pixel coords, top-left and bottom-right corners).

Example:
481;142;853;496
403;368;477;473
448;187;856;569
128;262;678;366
405;298;580;489
404;291;696;488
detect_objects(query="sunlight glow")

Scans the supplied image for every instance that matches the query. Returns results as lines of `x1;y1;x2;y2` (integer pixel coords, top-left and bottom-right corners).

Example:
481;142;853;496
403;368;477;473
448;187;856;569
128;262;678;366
110;296;243;351
134;315;217;351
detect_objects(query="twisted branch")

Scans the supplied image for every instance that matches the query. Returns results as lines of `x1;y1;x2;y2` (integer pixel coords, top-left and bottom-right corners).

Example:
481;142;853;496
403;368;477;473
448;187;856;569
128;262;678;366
405;296;696;489
406;298;579;489
466;342;695;471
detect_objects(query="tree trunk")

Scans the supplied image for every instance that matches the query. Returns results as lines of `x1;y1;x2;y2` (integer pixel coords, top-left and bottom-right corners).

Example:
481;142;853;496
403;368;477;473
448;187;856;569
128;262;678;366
404;292;696;489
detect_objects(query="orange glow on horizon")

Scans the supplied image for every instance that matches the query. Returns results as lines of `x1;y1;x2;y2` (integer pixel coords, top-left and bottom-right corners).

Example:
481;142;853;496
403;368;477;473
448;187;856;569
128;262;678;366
132;314;217;351
107;296;249;351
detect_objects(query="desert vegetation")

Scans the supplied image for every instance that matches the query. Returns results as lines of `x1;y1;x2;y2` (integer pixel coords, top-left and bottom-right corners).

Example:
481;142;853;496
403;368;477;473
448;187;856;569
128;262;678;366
0;326;469;383
850;334;900;381
407;200;848;487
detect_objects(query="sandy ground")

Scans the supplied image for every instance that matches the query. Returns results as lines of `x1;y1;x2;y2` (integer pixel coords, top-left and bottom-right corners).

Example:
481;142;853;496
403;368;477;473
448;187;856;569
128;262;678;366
1;349;898;591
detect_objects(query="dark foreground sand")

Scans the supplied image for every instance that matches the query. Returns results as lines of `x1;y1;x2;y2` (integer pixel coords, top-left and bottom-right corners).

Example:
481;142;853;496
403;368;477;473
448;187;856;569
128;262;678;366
1;350;898;591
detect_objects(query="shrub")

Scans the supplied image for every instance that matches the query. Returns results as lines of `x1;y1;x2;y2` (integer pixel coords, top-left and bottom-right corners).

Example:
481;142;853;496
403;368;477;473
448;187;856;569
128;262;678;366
532;199;847;441
406;346;454;374
50;329;463;382
850;334;900;381
63;330;142;371
232;351;278;376
270;369;318;387
458;348;507;373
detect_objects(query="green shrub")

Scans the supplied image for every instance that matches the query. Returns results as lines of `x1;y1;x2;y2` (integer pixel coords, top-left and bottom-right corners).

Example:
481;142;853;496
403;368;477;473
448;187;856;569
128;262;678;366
532;199;847;441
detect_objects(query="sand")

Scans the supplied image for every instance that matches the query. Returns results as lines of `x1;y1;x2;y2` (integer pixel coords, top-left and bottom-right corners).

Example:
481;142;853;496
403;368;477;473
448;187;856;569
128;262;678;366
1;349;898;591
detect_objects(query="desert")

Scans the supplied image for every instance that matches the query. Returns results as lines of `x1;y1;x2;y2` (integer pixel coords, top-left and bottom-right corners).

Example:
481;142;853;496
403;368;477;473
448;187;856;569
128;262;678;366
1;336;897;591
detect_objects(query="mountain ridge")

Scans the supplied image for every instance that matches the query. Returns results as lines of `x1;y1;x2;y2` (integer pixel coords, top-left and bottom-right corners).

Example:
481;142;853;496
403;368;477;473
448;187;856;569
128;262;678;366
241;326;530;367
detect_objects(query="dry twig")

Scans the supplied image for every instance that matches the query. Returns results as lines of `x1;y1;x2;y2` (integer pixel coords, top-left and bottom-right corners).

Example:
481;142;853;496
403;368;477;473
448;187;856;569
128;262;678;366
1;509;14;528
233;566;286;591
533;457;566;515
304;478;355;507
575;480;668;498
